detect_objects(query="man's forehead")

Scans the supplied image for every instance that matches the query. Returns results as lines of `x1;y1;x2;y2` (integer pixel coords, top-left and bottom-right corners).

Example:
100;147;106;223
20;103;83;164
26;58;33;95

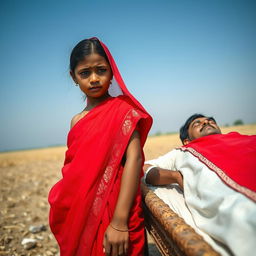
190;117;214;126
193;117;208;122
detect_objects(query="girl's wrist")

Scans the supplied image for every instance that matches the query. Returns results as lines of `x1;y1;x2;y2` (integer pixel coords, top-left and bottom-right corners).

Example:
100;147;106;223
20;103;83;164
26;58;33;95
109;223;130;232
110;216;128;229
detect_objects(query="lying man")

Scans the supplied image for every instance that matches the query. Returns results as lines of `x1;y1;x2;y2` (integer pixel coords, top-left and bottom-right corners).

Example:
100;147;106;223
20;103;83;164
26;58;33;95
143;114;256;256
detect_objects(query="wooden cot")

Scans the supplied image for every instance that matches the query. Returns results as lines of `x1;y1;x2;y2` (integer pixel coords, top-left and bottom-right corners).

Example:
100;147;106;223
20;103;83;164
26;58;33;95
142;182;221;256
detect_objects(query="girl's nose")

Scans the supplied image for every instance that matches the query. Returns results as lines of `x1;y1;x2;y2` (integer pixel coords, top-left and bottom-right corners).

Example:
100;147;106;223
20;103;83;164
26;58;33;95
90;72;99;84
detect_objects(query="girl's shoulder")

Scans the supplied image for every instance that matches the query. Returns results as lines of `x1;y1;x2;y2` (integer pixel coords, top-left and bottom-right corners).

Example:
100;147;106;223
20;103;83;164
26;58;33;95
70;111;89;129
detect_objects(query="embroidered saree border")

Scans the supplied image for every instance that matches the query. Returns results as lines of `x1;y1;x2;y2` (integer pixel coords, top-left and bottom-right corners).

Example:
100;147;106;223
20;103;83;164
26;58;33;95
179;147;256;202
75;106;144;255
84;108;142;230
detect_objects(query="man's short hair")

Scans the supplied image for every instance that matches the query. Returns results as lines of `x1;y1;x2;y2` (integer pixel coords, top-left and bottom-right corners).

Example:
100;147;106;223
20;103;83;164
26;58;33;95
179;114;216;144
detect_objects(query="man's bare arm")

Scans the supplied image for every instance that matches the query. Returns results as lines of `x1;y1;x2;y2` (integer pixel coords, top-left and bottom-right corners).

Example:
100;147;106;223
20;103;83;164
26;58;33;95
143;164;183;189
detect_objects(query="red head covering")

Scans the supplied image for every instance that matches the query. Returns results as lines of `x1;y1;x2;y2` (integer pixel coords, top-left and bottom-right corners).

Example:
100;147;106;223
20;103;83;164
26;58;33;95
98;38;152;145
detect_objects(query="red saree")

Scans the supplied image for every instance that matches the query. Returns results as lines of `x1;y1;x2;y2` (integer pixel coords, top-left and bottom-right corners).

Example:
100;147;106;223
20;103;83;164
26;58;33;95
48;39;152;255
180;132;256;202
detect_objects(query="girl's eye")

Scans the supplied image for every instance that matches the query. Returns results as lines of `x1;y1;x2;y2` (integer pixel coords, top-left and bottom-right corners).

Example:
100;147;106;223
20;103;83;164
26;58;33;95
80;70;90;77
98;68;107;74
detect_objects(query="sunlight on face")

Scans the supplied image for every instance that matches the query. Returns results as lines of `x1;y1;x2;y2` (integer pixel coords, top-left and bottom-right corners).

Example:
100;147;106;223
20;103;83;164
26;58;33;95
73;53;113;100
187;117;222;141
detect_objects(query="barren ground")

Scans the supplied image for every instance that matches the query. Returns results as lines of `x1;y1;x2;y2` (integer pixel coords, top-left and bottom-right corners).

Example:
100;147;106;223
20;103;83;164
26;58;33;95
0;124;255;256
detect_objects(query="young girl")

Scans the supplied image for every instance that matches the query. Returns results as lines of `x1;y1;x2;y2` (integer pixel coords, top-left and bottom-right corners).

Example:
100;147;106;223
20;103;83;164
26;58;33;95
48;38;152;256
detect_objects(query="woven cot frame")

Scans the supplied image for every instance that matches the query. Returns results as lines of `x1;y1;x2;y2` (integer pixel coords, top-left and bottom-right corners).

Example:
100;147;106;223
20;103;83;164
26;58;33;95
141;183;220;256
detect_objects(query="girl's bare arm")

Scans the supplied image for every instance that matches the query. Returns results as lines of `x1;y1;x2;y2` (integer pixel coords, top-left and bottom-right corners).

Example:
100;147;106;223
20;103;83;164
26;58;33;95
103;130;142;256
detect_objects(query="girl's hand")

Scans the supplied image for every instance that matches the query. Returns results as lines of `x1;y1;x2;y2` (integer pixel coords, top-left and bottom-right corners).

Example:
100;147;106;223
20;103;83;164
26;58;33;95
103;224;129;256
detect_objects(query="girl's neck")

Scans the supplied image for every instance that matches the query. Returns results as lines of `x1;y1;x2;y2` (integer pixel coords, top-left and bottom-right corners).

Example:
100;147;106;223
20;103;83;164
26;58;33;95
85;93;111;111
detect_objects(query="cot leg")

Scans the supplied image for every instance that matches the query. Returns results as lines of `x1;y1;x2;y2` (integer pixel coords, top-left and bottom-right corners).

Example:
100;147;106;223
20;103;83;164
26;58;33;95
144;228;149;256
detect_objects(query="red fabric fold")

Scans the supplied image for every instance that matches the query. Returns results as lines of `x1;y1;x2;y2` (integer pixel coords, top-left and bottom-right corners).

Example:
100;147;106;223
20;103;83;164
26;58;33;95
48;38;152;255
180;132;256;201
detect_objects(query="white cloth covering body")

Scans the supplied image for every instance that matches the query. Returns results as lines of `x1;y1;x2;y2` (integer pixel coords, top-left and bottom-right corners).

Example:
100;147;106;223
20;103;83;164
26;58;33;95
145;149;256;256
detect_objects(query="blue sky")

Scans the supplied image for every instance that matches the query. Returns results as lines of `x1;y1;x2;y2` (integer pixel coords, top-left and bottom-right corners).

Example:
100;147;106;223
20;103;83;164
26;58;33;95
0;0;255;151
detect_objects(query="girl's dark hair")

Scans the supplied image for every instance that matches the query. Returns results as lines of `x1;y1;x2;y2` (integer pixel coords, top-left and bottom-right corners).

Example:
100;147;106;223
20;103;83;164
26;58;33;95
179;113;216;144
70;38;109;72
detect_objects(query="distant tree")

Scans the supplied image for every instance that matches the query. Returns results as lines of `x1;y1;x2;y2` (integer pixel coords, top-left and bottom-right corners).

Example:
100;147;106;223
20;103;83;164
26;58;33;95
233;119;244;126
155;131;162;136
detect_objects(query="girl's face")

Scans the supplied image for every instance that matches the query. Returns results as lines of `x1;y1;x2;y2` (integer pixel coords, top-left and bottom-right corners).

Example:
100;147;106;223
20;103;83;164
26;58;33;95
71;53;113;99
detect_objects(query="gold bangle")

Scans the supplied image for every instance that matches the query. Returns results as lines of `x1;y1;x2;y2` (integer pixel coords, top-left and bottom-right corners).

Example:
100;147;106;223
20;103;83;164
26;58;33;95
110;224;130;232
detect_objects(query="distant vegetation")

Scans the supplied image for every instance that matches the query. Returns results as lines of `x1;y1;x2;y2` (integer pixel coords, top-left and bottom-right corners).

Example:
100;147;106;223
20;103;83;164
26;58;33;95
155;131;162;136
233;119;244;126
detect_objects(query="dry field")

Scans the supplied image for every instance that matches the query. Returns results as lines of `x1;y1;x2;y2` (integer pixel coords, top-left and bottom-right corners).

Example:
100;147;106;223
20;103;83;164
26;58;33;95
0;124;255;256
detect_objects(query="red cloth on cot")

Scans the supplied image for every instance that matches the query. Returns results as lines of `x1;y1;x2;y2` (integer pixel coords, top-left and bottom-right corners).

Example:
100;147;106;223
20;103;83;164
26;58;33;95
180;132;256;202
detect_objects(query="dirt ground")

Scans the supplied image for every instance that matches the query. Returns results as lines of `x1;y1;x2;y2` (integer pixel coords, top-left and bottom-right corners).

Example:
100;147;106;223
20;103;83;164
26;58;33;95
0;124;255;256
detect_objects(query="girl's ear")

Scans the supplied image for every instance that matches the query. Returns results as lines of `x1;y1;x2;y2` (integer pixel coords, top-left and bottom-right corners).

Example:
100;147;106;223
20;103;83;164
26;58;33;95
70;70;77;84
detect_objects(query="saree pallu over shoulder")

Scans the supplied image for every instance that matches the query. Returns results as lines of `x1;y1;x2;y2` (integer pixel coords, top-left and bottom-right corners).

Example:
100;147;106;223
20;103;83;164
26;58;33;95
179;132;256;202
48;96;151;255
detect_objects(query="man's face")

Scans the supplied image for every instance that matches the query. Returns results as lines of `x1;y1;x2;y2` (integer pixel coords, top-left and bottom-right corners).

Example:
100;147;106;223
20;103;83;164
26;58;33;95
184;117;221;144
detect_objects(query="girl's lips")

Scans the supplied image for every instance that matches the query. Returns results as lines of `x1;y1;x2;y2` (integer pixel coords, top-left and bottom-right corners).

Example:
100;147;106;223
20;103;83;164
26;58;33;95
89;86;102;91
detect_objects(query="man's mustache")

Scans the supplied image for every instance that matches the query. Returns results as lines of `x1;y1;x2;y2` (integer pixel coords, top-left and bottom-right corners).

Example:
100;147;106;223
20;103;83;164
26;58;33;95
200;124;215;132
